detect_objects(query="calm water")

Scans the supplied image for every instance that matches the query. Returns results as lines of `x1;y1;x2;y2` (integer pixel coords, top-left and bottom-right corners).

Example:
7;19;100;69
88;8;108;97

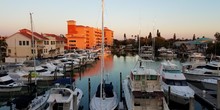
0;55;209;110
73;55;207;110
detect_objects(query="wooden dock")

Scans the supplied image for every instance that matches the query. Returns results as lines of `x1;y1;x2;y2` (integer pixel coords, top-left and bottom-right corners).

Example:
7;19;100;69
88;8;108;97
188;83;218;109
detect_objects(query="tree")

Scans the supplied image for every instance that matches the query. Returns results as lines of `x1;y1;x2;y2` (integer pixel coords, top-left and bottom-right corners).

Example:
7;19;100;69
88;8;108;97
193;34;196;40
0;40;8;62
173;33;176;40
214;32;220;41
124;33;127;41
157;29;161;37
148;32;152;39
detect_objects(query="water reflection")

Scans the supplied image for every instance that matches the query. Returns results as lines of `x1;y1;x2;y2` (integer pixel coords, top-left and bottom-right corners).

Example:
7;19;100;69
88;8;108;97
74;55;114;79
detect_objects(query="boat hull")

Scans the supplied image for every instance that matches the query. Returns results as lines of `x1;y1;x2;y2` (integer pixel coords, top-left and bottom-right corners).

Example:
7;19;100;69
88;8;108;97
183;72;220;82
123;78;169;110
0;86;22;92
90;92;118;110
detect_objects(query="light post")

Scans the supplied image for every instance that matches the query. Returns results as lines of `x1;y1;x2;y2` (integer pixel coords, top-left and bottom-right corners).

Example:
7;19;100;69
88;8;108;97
212;40;216;57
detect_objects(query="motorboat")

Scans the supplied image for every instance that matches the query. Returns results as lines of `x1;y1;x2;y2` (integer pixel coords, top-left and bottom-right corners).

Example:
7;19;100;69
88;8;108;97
0;71;22;92
201;78;220;91
46;78;83;110
123;59;169;110
183;60;220;81
159;61;194;105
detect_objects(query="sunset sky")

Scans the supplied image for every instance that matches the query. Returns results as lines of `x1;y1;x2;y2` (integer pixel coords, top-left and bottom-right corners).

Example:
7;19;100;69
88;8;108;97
1;0;220;40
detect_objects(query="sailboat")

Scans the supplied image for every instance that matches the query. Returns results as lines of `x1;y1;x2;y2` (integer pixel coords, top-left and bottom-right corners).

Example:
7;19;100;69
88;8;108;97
14;13;49;110
90;0;118;110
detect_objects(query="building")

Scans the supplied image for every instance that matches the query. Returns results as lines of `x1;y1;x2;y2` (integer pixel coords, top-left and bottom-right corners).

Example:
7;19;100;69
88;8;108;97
5;29;65;63
66;20;113;49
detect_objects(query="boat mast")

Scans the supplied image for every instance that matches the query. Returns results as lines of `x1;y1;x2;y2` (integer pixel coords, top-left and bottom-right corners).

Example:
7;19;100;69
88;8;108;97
30;13;37;85
152;20;156;60
100;0;105;101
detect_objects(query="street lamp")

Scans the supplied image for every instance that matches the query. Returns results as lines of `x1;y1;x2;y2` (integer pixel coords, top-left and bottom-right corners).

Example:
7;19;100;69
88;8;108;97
212;40;216;57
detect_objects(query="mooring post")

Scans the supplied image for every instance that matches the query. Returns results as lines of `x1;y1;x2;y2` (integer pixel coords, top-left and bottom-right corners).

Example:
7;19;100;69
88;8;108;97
73;95;77;110
63;64;66;76
71;60;74;78
120;72;122;101
189;97;194;110
88;78;91;110
167;86;171;106
217;79;220;110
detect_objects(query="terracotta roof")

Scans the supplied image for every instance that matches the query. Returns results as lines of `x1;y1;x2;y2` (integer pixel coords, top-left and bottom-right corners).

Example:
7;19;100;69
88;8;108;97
44;33;66;41
19;31;39;40
33;32;48;40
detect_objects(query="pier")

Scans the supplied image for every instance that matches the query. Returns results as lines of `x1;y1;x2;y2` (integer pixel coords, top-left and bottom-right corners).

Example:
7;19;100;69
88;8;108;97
188;82;220;110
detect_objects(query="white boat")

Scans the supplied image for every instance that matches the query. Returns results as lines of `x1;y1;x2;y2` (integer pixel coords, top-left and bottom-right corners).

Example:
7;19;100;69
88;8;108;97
123;60;169;110
159;61;194;105
139;45;154;60
90;0;118;109
188;52;205;59
183;60;220;81
158;47;177;57
14;91;49;110
46;78;83;110
201;78;219;91
0;71;22;92
90;82;118;110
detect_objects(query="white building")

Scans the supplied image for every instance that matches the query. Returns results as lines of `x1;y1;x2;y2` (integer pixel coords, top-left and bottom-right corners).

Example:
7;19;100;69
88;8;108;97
5;29;66;63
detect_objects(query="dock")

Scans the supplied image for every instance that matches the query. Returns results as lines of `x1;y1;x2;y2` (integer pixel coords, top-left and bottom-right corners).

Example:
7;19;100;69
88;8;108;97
188;83;218;109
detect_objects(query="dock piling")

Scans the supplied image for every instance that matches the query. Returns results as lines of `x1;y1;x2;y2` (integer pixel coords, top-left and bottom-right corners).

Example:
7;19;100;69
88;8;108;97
217;79;220;110
189;97;195;110
120;72;122;101
88;78;91;110
167;86;170;105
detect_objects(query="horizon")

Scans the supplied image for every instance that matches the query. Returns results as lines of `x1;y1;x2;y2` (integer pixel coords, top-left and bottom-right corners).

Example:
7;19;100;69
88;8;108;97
1;0;220;40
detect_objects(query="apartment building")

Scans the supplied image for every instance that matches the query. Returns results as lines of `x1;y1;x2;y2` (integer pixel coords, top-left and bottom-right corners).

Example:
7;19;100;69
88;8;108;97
66;20;113;49
5;29;65;63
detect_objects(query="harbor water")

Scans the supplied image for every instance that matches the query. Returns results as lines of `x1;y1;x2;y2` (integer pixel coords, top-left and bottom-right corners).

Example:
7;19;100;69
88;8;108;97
0;55;209;110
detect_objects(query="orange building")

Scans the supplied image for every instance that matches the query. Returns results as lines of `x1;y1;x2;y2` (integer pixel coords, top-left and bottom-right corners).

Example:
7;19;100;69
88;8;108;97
66;20;113;49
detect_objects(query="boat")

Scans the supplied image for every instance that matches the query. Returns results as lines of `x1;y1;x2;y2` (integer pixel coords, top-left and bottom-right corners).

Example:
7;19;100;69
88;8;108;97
0;71;22;92
188;52;205;59
159;60;194;105
201;78;219;91
14;90;49;110
158;47;177;57
22;60;64;81
183;60;220;81
46;77;83;110
123;60;169;110
90;0;118;109
139;45;154;60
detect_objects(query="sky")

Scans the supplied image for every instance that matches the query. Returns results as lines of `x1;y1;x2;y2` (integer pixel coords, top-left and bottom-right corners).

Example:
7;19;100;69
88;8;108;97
1;0;220;40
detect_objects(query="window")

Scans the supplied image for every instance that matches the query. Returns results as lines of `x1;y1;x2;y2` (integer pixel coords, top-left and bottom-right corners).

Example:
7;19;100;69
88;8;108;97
147;75;157;80
69;40;76;42
8;49;11;54
26;41;29;45
44;41;47;45
141;75;145;80
19;41;22;45
23;41;25;45
134;75;140;81
47;41;49;45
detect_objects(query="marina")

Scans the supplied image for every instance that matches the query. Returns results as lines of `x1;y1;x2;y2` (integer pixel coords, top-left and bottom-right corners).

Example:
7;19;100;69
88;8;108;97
1;54;219;110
